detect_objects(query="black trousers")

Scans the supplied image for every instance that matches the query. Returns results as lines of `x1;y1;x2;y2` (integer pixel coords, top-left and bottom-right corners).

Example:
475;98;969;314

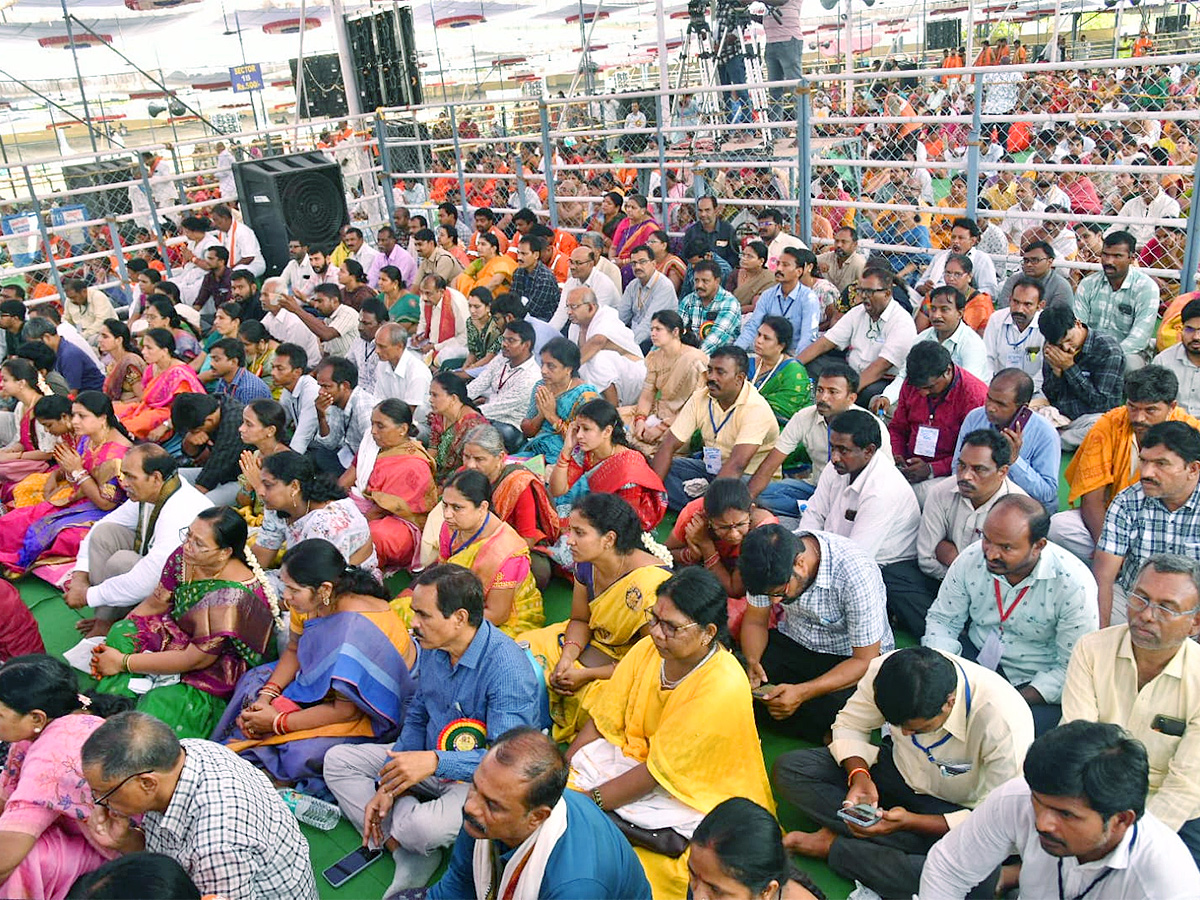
773;742;1000;899
882;559;941;639
758;629;856;744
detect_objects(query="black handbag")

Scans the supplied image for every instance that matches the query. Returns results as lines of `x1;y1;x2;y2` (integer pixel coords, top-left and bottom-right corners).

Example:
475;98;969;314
605;811;689;858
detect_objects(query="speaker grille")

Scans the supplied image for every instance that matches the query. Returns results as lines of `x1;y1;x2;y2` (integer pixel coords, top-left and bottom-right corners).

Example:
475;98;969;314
280;169;344;250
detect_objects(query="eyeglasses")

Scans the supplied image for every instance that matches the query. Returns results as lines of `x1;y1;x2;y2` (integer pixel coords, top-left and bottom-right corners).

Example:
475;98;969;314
863;287;891;296
709;518;751;534
1127;593;1200;620
178;527;216;551
645;609;699;638
1021;256;1050;264
92;769;154;810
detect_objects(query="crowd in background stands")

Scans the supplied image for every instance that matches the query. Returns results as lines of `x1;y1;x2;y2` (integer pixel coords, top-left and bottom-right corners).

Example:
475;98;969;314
1;45;1200;900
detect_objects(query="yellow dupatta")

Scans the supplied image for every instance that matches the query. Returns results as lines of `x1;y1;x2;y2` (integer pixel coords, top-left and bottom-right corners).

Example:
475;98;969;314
448;520;545;637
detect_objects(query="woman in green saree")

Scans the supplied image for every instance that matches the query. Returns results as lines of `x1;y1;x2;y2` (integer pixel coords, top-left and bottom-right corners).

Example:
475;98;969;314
748;315;812;467
89;506;279;739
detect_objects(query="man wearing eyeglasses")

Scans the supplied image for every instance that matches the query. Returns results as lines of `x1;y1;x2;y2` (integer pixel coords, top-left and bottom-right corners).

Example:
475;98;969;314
773;647;1033;899
1062;554;1200;867
1091;421;1200;628
1153;298;1200;417
995;241;1074;311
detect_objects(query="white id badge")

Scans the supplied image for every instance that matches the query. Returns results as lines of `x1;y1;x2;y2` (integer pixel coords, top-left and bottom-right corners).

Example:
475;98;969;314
1006;350;1025;368
702;445;723;475
914;425;940;458
976;629;1003;671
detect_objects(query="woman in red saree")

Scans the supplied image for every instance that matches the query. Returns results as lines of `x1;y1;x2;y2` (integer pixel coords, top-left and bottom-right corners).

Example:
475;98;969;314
115;328;204;441
459;422;560;588
0;359;56;503
548;397;666;533
97;319;145;403
0;392;131;578
345;399;438;571
426;371;489;483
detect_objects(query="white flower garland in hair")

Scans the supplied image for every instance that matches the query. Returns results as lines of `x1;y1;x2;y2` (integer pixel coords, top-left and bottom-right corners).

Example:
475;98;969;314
244;542;283;624
37;374;50;396
641;532;674;567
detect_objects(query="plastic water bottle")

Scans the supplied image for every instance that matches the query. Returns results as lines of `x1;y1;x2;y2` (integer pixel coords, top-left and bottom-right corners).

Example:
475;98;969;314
278;788;341;830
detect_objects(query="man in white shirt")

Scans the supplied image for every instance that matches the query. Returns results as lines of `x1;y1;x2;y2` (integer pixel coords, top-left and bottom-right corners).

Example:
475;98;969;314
466;319;541;430
277;283;359;359
548;246;621;330
616;245;676;350
211;205;264;278
374;323;432;424
757;207;807;270
578;232;624;296
1002;179;1047;249
272;342;322;453
343;226;379;272
1153;297;1200;416
876;286;991;410
1116;170;1183;247
916;219;1000;299
260;279;321;365
61;277;116;344
983;277;1046;390
775;647;1033;899
214;142;236;201
348;297;386;398
920;721;1200;900
279;239;319;299
565;286;646;406
749;363;884;517
799;267;918;404
312;356;376;474
800;408;920;566
893;429;1028;639
923;495;1099;734
366;226;417;289
65;445;212;635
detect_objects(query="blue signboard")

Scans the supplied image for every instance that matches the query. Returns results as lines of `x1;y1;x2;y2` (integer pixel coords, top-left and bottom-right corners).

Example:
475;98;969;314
230;63;264;93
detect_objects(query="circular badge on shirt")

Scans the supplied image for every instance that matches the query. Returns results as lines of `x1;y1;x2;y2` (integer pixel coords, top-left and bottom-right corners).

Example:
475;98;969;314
437;718;487;752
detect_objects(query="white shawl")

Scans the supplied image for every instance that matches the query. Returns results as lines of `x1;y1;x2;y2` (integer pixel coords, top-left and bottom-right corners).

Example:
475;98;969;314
471;796;569;900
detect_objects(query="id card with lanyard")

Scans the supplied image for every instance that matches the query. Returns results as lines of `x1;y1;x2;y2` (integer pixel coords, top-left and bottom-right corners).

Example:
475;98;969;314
910;661;974;776
1057;825;1137;900
705;399;737;474
978;579;1031;671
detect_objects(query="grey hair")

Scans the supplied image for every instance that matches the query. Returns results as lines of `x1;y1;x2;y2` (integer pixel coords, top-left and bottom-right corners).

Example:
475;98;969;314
81;711;181;780
580;231;606;252
463;423;506;458
376;323;409;348
21;317;57;342
261;276;285;295
567;285;598;309
1137;554;1200;603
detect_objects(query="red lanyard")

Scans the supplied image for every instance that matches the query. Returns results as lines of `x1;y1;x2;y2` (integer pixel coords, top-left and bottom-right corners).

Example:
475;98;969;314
994;579;1030;630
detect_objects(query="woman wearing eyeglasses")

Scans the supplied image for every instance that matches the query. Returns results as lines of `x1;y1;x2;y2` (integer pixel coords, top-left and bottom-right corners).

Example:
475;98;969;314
0;655;131;900
89;508;279;740
566;566;774;899
665;479;778;642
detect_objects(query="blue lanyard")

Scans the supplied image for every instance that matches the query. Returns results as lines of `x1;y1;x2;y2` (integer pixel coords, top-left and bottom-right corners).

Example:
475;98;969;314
775;284;799;320
708;398;737;438
451;511;491;556
910;662;972;764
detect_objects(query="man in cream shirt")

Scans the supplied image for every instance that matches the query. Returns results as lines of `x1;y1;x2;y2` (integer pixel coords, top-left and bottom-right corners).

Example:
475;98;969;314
774;646;1034;899
1062;553;1200;864
64;445;212;634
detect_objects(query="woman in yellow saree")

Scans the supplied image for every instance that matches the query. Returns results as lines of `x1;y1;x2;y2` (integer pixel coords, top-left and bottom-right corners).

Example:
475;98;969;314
454;231;516;296
393;468;543;637
522;492;672;742
566;567;775;900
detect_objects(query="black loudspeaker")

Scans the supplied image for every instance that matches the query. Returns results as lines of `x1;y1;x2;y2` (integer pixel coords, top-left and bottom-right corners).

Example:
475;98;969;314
62;159;136;221
289;53;349;121
345;7;422;111
233;152;347;276
1157;14;1189;33
926;19;961;52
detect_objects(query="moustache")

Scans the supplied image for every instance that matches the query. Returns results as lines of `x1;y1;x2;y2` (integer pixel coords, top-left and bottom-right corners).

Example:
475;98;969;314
1037;830;1066;848
956;481;975;492
463;812;487;836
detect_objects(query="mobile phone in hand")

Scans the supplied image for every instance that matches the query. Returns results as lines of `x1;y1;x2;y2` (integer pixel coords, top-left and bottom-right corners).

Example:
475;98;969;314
752;683;778;701
1010;405;1033;431
836;803;881;828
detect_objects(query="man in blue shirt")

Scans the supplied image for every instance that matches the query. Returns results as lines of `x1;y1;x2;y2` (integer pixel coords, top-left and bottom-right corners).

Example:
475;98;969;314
424;728;652;900
325;564;542;897
207;338;272;404
23;315;104;392
951;368;1061;510
736;246;821;355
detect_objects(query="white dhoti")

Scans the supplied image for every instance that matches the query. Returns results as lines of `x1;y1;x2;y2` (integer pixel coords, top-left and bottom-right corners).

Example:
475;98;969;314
581;351;647;407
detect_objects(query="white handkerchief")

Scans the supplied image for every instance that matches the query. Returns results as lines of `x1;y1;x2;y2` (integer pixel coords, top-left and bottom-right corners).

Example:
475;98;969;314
64;636;105;674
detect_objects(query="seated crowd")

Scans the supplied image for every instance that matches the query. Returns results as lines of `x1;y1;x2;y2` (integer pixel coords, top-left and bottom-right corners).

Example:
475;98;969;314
3;198;1200;900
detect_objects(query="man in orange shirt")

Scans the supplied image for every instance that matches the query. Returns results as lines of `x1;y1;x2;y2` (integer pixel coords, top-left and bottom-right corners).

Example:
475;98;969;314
942;47;964;84
1013;39;1028;64
1132;28;1154;57
531;224;571;283
973;40;995;69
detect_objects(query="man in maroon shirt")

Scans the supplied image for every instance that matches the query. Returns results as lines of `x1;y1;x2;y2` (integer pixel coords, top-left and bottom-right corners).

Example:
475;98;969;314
888;341;989;507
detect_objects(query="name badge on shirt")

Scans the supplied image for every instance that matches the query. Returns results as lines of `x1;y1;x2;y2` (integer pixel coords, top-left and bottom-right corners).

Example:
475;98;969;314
703;445;723;475
1006;349;1027;367
976;629;1004;671
914;425;940;458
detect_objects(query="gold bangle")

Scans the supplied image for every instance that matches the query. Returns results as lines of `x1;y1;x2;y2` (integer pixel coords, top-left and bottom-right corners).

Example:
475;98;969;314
121;653;132;674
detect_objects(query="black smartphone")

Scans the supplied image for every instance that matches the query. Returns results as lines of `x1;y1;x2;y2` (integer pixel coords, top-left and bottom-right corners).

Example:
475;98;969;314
1152;714;1186;737
322;846;384;888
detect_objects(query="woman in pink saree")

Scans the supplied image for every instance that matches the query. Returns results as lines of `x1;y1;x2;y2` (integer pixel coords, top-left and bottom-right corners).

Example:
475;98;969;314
0;655;130;900
114;328;203;441
610;193;660;285
0;392;131;577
